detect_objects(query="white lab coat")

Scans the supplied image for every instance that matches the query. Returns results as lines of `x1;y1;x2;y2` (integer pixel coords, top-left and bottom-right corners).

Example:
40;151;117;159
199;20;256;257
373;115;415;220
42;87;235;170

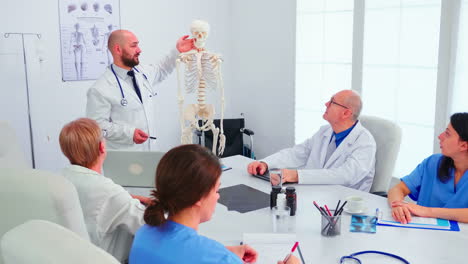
86;49;179;150
62;165;145;262
263;121;376;192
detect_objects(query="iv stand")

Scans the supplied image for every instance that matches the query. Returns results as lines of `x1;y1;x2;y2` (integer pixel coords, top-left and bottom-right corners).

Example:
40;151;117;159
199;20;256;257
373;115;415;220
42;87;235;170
4;32;42;168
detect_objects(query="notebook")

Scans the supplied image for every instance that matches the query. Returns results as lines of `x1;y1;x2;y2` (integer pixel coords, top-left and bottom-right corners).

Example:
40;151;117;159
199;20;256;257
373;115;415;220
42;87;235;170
103;150;165;187
376;211;460;231
242;233;300;264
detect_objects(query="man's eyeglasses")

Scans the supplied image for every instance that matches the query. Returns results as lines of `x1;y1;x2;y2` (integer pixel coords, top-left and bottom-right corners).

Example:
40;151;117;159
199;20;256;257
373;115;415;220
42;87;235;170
329;97;349;109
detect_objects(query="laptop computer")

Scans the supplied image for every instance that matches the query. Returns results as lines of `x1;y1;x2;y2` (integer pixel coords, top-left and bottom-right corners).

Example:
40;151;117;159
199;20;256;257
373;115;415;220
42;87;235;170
103;150;165;187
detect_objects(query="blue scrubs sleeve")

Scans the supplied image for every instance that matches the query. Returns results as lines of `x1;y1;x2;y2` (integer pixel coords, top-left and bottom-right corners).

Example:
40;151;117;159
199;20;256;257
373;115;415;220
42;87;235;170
401;160;426;201
401;154;443;202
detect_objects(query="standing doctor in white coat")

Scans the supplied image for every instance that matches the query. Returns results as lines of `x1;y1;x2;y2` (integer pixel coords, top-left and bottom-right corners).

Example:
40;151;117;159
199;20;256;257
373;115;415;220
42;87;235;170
86;30;194;150
247;90;376;192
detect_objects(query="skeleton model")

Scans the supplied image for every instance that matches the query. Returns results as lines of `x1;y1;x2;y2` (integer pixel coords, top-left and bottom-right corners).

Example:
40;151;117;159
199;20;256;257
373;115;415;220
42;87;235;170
176;20;225;156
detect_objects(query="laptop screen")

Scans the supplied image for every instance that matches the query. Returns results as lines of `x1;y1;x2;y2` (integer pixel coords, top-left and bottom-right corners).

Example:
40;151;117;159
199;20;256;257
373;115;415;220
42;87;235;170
103;151;165;187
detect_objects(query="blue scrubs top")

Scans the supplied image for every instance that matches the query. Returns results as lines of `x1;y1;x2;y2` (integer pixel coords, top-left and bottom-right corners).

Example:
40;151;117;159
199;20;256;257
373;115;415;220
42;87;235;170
129;221;242;264
401;154;468;208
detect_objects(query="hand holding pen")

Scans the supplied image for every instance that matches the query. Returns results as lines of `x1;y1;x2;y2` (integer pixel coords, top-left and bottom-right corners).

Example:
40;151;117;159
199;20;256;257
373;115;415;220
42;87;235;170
283;242;298;263
278;255;300;264
133;129;157;144
279;242;304;264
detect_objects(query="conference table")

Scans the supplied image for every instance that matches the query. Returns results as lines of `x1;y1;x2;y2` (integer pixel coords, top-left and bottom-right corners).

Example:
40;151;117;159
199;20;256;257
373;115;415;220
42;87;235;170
128;155;468;263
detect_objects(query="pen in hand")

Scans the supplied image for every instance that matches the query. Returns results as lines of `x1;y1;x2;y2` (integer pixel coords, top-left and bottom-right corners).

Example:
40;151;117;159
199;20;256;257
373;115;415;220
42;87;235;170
149;136;157;140
283;241;299;263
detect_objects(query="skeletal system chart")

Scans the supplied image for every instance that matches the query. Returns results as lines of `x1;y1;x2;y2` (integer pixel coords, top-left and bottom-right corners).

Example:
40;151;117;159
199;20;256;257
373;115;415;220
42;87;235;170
59;0;120;81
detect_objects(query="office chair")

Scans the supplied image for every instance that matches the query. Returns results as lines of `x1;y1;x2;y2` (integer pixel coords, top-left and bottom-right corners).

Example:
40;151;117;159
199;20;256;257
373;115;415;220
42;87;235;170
199;118;255;158
0;168;89;264
1;220;120;264
360;116;402;196
0;121;28;168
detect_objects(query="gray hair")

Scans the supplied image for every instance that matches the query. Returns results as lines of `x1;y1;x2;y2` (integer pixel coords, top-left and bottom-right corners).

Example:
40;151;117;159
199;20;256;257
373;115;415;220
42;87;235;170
344;91;362;121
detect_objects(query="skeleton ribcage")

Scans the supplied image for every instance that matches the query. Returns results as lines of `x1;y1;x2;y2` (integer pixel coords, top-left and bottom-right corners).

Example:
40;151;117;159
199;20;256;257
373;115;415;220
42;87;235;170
183;53;219;94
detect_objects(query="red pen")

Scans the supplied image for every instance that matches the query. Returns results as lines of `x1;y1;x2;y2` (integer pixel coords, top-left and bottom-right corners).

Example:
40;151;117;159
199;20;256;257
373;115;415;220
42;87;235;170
283;241;299;263
324;205;332;216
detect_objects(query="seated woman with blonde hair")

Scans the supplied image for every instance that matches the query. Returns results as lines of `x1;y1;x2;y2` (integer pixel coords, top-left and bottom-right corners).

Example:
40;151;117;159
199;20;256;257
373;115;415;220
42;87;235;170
59;118;149;262
129;144;299;264
388;112;468;224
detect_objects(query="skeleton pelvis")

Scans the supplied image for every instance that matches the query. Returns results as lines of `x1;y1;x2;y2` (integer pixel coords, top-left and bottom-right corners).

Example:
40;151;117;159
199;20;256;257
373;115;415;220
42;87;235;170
183;103;215;122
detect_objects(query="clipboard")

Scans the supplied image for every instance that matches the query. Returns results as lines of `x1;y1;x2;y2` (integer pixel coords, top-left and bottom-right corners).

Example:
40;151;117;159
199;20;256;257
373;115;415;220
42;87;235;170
376;212;460;232
377;220;459;231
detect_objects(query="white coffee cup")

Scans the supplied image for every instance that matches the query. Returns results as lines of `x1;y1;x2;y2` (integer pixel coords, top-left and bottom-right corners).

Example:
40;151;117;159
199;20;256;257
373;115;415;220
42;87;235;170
345;196;366;213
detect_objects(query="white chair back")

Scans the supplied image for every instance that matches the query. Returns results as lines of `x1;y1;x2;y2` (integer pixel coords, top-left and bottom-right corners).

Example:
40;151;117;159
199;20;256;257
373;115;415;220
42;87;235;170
0;168;90;264
360;116;402;194
1;220;120;264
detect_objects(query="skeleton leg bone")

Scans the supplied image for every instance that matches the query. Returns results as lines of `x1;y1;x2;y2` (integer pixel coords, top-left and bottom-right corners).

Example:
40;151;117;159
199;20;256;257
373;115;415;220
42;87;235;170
210;124;220;155
181;104;199;144
218;133;226;155
181;127;194;144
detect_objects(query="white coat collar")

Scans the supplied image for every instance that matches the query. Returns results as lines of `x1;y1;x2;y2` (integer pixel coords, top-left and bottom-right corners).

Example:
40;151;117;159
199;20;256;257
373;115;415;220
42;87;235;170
65;164;102;177
111;64;132;81
105;65;144;104
321;121;363;167
110;64;153;97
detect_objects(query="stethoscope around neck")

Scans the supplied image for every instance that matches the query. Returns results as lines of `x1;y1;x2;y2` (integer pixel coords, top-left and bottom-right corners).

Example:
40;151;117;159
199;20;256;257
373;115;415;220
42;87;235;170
110;64;151;106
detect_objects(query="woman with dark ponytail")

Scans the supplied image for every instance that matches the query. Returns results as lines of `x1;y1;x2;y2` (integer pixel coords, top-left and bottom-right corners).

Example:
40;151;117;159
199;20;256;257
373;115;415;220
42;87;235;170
388;112;468;224
130;144;299;264
129;145;259;264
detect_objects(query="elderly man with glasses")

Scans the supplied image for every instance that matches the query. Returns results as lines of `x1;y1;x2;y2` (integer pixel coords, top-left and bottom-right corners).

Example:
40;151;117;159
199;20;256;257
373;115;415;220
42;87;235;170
247;90;376;192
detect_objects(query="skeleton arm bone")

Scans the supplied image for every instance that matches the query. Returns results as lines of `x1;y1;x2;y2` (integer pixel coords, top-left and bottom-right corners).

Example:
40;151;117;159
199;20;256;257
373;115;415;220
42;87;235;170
216;57;226;155
176;58;186;135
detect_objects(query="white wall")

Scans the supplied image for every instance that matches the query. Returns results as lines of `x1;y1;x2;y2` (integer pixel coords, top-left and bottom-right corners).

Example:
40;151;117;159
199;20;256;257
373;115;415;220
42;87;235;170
0;0;297;171
229;0;297;158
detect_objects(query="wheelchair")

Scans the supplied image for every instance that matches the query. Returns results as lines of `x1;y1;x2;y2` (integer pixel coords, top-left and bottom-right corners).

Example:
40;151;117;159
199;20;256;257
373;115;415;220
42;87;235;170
196;118;255;159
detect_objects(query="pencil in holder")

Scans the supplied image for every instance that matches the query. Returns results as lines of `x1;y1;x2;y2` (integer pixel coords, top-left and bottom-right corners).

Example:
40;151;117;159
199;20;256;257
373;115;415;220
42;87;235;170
320;210;341;236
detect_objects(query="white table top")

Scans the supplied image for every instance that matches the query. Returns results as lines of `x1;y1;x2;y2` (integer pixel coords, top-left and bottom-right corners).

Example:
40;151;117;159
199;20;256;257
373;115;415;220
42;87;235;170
127;155;468;263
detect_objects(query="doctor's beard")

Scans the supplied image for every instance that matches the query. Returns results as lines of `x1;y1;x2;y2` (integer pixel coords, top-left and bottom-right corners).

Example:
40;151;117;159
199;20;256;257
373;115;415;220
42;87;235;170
122;52;139;68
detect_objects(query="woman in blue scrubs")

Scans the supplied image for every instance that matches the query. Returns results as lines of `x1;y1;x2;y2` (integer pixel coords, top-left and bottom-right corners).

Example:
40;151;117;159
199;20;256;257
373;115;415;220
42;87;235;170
388;112;468;224
129;144;299;264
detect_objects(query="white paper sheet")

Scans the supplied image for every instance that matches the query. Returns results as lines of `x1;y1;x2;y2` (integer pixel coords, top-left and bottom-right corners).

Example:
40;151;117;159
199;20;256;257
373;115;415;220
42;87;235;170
242;233;298;264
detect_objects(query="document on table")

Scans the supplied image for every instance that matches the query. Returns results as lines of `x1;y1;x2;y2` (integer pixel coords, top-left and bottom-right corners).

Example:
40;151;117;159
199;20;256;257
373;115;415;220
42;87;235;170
377;211;459;231
242;233;297;264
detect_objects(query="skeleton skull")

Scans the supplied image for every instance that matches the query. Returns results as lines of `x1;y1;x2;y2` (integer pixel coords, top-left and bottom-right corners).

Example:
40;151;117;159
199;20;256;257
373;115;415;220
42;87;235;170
190;20;210;49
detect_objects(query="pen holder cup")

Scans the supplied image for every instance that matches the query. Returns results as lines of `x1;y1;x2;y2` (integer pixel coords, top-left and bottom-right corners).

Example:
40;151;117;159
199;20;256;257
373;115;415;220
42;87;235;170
321;210;341;236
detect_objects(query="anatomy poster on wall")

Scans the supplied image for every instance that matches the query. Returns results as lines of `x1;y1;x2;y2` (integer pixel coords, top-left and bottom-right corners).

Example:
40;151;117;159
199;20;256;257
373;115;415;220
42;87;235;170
59;0;120;81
